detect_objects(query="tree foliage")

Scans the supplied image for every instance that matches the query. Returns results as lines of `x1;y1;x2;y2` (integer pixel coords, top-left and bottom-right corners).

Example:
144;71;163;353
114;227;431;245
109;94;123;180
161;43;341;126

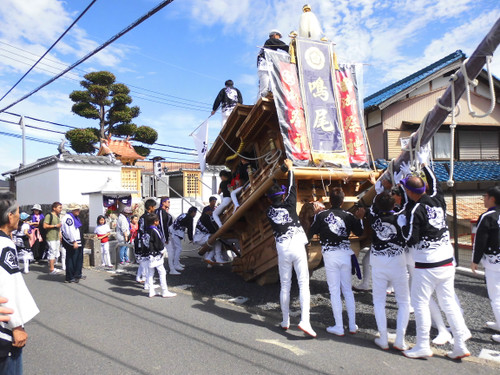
65;71;158;156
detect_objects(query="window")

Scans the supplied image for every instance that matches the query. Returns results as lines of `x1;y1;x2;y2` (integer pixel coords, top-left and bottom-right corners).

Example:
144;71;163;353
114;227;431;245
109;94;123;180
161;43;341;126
459;131;499;160
432;132;452;160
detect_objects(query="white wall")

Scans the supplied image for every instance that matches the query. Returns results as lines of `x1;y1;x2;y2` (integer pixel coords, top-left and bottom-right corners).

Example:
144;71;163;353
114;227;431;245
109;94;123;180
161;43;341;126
15;162;122;206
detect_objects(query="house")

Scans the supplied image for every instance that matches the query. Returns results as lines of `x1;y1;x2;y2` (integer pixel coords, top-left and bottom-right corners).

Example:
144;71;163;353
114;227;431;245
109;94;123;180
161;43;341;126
3;139;143;207
364;50;500;251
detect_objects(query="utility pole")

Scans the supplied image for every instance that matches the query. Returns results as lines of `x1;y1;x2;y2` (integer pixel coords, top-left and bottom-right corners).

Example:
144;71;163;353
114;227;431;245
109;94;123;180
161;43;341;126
19;115;26;166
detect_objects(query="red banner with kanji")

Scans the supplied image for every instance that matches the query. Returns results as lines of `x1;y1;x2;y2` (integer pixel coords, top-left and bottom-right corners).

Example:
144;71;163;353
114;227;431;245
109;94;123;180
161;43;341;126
335;65;369;167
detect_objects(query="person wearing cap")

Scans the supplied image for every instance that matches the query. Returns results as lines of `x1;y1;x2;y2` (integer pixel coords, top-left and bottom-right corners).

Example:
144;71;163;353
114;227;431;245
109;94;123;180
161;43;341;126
116;207;131;265
43;202;63;275
266;159;316;338
0;192;39;375
211;80;243;126
257;29;289;98
399;163;470;359
61;203;84;283
471;186;500;343
29;203;45;262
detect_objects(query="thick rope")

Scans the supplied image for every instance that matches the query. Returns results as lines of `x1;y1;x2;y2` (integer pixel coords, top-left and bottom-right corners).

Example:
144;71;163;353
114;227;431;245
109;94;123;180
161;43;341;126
461;56;496;118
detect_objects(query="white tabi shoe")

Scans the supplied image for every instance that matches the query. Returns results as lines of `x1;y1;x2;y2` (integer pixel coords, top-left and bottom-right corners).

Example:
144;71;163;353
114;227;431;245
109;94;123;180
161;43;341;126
298;321;317;338
492;334;500;343
174;266;184;272
326;325;344;337
169;269;181;275
486;321;500;332
432;329;452;345
403;346;433;359
446;347;470;360
162;290;177;298
348;324;358;335
374;332;388;350
280;318;290;330
393;333;408;351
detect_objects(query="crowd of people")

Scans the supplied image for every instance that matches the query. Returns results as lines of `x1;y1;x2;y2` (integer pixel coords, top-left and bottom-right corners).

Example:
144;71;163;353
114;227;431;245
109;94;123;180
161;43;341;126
1;152;499;372
265;157;500;361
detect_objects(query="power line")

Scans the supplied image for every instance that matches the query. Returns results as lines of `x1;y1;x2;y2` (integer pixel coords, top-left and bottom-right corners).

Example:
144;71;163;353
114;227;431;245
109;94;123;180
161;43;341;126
0;41;213;107
0;0;98;103
0;130;59;146
0;0;175;114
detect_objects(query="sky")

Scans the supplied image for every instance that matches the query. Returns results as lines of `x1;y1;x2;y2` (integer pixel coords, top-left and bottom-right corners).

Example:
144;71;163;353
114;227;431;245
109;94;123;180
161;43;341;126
0;0;498;175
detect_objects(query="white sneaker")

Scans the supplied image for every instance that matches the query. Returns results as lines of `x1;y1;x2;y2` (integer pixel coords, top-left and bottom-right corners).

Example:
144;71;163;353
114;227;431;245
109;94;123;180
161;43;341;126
432;329;452;345
446;347;470;360
486;321;500;332
374;336;389;350
492;334;500;343
403;346;433;359
162;290;177;298
49;269;61;275
174;266;184;271
298;321;317;338
326;325;344;336
170;269;181;275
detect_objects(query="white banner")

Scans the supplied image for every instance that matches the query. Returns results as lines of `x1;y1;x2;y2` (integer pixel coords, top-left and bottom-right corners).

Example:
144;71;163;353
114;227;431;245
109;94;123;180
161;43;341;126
191;120;209;174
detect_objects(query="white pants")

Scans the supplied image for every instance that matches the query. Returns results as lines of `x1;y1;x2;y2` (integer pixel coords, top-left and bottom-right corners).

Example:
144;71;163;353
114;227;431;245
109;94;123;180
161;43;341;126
485;267;500;325
136;258;148;282
276;237;311;324
258;68;270;98
372;263;410;335
222;109;233;126
213;197;232;228
411;266;469;349
169;235;183;269
100;242;112;266
46;240;60;261
323;250;356;328
147;262;168;297
230;186;243;210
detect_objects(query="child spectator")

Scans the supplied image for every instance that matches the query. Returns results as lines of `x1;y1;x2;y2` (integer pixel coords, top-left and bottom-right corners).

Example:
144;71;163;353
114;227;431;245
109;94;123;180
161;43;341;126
94;215;112;269
129;215;139;245
143;213;176;298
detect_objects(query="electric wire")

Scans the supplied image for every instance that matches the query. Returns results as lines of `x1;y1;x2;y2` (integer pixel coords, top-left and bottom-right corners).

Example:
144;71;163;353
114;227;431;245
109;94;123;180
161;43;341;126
0;0;99;104
0;0;176;114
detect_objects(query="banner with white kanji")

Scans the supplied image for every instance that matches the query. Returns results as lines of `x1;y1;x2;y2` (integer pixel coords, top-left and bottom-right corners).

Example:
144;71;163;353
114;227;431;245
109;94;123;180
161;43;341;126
296;38;350;168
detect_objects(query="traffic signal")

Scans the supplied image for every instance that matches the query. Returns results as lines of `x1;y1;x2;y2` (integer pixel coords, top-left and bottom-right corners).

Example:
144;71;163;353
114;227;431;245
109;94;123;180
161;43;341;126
154;161;163;177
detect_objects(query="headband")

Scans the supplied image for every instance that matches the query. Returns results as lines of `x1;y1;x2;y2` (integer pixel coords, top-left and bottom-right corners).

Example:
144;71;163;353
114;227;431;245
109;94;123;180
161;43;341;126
268;185;287;197
401;177;426;194
160;197;170;203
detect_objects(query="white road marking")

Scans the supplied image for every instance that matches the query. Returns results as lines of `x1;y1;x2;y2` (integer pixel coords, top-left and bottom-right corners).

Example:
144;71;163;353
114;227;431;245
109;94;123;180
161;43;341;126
256;339;308;356
478;348;500;363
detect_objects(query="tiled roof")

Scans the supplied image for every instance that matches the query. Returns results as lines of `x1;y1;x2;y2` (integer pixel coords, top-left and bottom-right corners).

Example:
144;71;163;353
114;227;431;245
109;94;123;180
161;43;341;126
99;139;145;160
2;154;121;177
433;161;500;182
364;50;466;109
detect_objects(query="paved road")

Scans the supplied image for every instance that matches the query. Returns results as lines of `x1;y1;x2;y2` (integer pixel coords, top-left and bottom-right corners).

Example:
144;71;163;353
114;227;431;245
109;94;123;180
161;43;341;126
20;263;499;375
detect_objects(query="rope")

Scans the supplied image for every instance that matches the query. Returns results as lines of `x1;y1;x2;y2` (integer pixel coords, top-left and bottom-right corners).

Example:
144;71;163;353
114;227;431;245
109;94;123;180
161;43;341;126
461;56;496;118
217;133;282;173
436;73;461;187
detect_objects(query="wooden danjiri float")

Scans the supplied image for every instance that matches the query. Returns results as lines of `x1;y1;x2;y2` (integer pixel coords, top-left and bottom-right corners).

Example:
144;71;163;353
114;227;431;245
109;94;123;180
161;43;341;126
199;34;381;285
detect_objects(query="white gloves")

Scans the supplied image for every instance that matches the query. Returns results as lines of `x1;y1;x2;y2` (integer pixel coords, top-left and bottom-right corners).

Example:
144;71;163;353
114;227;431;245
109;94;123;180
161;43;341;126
393;170;404;185
397;214;407;228
417;144;431;165
399;161;412;177
374;180;384;194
